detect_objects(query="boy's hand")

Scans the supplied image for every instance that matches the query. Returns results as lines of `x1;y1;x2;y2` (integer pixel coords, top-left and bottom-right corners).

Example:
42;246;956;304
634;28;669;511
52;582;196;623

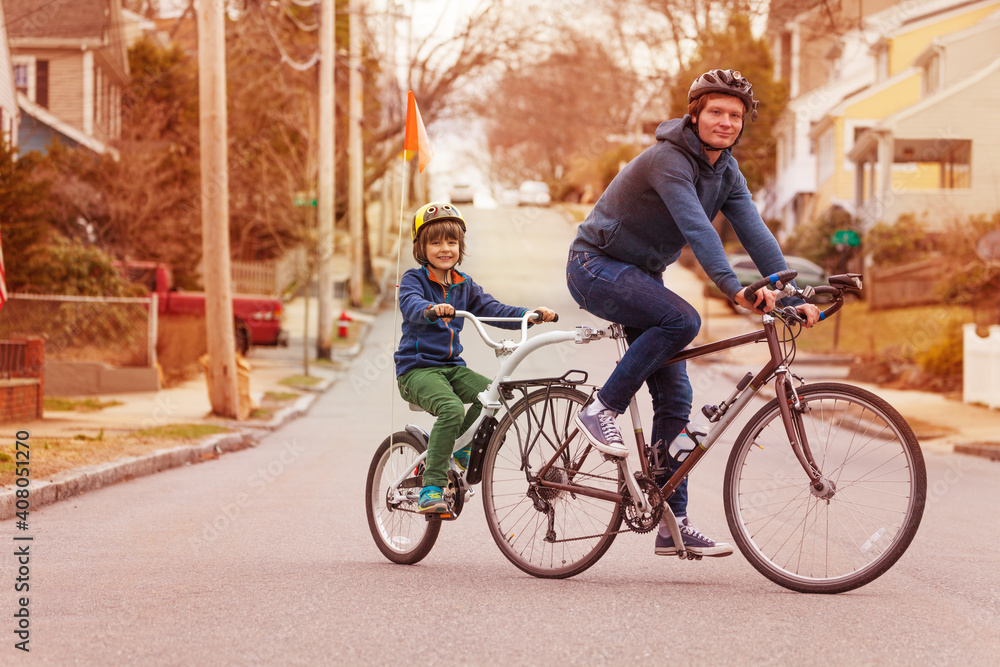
531;307;558;323
423;303;455;322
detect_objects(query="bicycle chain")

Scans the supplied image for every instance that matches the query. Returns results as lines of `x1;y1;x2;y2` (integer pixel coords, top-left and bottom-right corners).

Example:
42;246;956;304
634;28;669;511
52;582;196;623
543;472;665;543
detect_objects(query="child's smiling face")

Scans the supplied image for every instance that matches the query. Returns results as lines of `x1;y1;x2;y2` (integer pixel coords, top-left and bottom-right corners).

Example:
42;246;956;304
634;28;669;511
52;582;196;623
425;237;460;274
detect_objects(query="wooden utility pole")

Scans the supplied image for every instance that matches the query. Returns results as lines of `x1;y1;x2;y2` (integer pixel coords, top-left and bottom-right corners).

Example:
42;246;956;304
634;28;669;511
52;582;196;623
348;0;364;306
197;0;239;418
316;0;336;359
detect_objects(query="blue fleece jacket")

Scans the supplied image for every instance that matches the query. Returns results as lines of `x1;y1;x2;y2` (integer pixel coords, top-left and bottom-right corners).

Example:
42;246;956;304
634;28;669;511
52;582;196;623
571;116;793;302
394;265;529;378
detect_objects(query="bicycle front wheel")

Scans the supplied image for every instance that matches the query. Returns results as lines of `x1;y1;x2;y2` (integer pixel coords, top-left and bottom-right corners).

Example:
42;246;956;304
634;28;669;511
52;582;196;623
365;431;440;565
724;382;926;594
482;386;624;579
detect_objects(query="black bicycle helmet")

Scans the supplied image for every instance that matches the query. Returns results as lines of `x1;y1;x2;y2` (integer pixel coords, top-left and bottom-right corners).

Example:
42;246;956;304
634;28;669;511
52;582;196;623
411;202;466;242
688;69;759;123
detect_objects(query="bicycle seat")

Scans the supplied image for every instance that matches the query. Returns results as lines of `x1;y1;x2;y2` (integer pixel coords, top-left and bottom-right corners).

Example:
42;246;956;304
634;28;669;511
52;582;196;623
408;402;425;413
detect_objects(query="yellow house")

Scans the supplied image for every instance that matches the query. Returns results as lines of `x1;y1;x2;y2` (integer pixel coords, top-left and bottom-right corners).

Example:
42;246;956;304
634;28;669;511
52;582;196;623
850;13;1000;229
766;0;1000;236
809;0;1000;228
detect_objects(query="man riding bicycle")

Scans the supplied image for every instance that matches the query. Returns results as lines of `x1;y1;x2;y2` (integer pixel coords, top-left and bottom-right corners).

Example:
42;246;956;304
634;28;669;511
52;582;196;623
566;68;820;557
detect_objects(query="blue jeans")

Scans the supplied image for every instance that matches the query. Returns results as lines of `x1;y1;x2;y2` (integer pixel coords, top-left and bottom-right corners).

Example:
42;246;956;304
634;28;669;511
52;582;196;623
567;250;699;515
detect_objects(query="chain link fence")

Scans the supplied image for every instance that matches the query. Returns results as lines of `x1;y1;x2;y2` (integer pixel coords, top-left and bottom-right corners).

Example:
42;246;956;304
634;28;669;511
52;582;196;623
0;294;158;367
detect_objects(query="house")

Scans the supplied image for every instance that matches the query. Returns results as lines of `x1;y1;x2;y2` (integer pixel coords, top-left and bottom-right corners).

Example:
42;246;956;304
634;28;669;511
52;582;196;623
0;0;15;146
764;0;1000;236
3;0;129;155
849;10;1000;229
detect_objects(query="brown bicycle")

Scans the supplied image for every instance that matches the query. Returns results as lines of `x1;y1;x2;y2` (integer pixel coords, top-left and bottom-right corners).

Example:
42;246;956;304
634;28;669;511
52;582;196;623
478;271;926;593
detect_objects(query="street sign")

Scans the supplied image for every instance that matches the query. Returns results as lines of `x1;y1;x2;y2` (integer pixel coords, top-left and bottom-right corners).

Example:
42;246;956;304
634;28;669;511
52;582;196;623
831;230;860;247
294;191;317;207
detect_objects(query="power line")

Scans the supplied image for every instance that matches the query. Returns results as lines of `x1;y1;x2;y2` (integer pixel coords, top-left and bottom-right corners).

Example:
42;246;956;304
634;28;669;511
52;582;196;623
259;1;320;71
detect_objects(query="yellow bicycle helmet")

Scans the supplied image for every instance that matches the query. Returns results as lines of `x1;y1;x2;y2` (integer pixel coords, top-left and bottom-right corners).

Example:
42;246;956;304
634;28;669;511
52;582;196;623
411;202;466;242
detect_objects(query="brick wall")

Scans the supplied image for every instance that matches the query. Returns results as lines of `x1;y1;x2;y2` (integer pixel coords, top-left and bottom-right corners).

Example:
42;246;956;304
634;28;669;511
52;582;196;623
0;339;44;423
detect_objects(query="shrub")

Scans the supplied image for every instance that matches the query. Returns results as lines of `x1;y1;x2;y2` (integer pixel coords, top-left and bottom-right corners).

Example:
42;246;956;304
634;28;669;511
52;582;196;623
864;213;934;267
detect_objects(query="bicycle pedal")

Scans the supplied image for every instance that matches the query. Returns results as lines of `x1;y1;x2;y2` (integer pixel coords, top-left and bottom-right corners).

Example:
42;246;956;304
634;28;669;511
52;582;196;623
425;512;457;521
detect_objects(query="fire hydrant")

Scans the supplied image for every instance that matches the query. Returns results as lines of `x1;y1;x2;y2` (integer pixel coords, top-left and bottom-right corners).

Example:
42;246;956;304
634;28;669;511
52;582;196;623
337;310;353;338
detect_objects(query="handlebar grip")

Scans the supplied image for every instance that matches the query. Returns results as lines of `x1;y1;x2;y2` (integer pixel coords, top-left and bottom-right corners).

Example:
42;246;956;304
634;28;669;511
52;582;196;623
532;309;558;324
743;269;799;301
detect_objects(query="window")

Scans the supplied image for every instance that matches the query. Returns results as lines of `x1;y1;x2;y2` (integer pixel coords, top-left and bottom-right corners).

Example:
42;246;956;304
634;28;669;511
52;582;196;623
35;61;48;109
13;63;29;95
817;128;835;184
923;55;941;97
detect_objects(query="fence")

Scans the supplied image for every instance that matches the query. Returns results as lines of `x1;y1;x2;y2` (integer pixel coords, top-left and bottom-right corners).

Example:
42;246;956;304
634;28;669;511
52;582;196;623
867;258;943;309
0;294;158;368
964;323;1000;410
231;247;308;296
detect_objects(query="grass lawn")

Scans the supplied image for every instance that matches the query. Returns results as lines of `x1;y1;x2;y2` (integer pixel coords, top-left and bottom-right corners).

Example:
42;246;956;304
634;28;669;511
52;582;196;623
790;300;974;358
0;424;232;487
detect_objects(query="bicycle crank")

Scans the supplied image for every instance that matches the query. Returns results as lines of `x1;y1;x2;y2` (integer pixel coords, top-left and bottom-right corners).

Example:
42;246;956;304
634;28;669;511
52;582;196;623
622;473;664;533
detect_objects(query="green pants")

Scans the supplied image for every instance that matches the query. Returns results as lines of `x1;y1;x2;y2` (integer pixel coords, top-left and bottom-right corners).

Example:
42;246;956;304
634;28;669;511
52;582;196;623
398;365;491;488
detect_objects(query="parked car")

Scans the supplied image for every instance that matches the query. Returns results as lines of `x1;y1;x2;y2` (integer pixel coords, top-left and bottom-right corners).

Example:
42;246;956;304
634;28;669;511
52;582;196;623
705;254;829;315
518;181;551;206
116;260;289;355
449;183;475;204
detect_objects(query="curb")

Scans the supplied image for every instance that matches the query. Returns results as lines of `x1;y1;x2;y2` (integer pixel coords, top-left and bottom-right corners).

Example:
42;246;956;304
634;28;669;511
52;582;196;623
953;443;1000;461
0;383;334;521
0;431;255;521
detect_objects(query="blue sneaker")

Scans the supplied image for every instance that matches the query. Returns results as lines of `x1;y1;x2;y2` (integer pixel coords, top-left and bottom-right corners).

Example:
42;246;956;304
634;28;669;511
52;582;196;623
418;486;449;514
655;517;733;557
452;445;471;472
574;408;628;457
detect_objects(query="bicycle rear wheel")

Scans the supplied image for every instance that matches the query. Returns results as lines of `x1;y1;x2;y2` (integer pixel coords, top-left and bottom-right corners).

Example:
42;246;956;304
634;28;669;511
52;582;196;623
365;430;441;565
482;386;624;579
724;382;926;594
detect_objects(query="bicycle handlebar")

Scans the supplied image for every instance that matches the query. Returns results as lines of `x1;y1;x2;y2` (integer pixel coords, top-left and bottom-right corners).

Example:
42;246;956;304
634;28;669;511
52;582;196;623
436;309;558;351
742;271;863;324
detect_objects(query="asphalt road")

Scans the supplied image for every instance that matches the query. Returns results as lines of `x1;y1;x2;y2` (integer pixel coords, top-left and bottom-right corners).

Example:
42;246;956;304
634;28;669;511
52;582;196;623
2;205;998;664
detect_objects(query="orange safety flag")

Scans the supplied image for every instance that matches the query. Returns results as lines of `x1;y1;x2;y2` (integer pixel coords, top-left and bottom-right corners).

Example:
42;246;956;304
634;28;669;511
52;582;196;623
0;227;7;314
404;90;433;173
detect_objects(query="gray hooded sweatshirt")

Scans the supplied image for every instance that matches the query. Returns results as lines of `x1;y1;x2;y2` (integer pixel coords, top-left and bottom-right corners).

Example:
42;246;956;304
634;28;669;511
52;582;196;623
571;115;791;302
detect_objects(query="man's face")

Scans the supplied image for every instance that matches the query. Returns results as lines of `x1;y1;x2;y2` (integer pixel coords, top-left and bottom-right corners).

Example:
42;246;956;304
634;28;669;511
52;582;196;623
694;94;745;149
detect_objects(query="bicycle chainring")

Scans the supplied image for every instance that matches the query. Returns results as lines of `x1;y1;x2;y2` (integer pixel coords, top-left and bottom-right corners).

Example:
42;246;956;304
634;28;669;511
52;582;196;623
622;475;664;533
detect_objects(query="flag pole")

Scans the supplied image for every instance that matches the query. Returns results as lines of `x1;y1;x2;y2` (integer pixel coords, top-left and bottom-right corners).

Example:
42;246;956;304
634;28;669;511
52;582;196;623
388;151;409;450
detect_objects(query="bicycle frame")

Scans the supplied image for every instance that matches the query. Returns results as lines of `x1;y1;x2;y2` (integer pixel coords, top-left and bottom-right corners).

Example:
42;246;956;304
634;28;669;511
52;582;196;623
523;310;832;554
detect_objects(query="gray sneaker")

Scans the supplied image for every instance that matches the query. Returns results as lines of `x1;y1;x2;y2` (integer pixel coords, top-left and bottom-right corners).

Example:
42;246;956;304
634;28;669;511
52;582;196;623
574;408;628;457
655;517;734;557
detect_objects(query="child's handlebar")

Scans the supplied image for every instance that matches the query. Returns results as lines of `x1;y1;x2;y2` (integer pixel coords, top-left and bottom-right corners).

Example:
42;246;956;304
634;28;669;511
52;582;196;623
430;309;559;351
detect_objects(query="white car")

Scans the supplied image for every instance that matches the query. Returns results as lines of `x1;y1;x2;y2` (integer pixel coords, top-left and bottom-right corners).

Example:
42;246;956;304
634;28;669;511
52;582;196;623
518;181;551;206
449;183;475;204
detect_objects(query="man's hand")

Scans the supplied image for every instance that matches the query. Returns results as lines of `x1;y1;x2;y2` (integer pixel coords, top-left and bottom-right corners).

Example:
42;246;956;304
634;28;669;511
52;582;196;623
424;303;455;322
795;303;821;327
734;286;778;313
531;306;557;323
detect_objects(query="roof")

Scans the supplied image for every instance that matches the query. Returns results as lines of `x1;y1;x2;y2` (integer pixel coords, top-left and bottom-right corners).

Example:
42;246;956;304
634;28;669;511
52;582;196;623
17;91;115;156
2;0;114;41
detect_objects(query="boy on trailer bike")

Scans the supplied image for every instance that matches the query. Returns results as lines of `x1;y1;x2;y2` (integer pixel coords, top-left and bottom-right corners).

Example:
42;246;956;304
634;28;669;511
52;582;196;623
566;69;820;557
395;202;556;515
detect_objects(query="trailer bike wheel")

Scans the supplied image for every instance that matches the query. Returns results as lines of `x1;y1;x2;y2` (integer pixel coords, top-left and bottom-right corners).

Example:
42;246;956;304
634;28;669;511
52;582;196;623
365;430;441;565
724;383;926;594
482;386;624;579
